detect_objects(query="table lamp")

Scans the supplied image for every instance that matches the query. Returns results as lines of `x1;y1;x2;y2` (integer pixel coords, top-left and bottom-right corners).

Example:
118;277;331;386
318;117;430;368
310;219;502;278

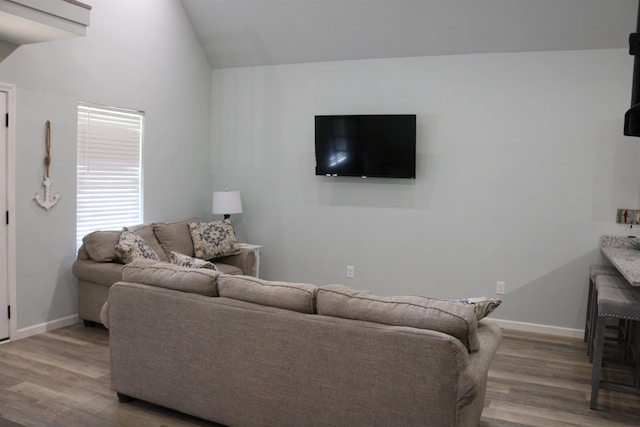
212;190;243;220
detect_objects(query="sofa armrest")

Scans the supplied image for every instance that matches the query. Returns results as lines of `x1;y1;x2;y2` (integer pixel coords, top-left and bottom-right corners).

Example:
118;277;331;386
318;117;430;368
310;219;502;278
213;248;257;276
100;301;110;329
455;320;502;425
73;259;124;287
77;244;90;260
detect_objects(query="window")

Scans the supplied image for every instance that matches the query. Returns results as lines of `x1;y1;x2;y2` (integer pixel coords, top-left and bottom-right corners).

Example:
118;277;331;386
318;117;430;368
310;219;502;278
76;103;144;249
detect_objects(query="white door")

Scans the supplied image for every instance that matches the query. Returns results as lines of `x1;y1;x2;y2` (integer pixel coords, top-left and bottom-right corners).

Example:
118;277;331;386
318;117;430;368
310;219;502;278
0;91;8;341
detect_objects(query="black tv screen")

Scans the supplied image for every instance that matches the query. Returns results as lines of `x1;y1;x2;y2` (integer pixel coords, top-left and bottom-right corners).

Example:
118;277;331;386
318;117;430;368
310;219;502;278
315;114;416;179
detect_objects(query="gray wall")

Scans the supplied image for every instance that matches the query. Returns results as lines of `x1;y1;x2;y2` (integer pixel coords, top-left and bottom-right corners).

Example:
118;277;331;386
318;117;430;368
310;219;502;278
0;0;212;330
210;49;640;330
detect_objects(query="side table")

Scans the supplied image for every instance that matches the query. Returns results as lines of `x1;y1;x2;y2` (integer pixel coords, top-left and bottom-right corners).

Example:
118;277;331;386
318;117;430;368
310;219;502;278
238;243;262;278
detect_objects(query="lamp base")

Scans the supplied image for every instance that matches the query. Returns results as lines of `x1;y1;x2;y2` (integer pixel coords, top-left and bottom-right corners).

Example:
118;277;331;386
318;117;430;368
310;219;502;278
223;214;231;220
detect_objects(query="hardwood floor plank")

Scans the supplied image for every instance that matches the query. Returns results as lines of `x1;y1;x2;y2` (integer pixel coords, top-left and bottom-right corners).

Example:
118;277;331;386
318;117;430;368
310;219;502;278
487;400;640;427
0;418;26;427
0;348;111;397
0;340;108;379
482;330;640;426
0;324;639;426
488;368;590;393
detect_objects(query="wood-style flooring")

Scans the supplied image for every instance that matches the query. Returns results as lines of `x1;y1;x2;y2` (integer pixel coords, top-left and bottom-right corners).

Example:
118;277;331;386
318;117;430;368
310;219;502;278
0;325;638;426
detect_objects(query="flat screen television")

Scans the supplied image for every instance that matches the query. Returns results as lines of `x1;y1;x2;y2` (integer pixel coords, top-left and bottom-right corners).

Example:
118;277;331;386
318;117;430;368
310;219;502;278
315;114;416;179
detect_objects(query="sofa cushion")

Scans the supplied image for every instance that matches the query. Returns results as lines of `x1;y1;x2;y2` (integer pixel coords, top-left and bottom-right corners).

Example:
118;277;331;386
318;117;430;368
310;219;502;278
153;218;198;258
217;275;318;314
210;263;243;275
170;251;217;270
115;229;161;264
82;230;121;262
188;220;241;260
457;297;502;321
128;224;169;262
122;260;220;296
316;284;479;352
100;301;110;329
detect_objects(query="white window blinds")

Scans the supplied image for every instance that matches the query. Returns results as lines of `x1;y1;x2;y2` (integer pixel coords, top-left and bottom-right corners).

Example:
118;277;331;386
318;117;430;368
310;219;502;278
76;103;144;249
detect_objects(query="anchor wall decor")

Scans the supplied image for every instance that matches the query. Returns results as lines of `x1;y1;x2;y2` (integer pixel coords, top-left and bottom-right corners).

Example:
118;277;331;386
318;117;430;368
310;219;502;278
34;120;61;210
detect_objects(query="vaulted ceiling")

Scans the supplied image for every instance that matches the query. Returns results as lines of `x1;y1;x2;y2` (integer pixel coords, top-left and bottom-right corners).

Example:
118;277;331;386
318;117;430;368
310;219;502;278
180;0;639;69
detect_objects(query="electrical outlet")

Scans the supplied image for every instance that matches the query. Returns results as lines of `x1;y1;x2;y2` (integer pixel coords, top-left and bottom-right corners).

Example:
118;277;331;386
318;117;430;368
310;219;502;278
496;281;506;295
346;265;355;278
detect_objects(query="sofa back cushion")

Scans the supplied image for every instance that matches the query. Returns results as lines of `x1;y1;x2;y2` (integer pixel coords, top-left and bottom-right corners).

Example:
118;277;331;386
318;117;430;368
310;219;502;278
82;224;169;263
152;218;198;258
217;275;318;314
82;230;121;262
316;284;479;352
122;259;220;296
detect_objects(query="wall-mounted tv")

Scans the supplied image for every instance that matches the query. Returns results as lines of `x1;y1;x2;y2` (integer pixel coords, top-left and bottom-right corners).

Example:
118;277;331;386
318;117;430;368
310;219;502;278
315;114;416;179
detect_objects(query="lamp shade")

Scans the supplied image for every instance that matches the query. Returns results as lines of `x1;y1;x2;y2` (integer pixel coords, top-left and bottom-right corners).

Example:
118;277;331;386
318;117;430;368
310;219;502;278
212;190;243;215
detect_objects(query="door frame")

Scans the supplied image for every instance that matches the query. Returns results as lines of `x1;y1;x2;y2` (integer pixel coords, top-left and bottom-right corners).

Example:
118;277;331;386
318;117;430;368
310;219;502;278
0;83;17;342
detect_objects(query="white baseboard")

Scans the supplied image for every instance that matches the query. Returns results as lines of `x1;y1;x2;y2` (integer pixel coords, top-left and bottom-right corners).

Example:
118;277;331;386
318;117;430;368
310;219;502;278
485;318;584;339
15;314;81;340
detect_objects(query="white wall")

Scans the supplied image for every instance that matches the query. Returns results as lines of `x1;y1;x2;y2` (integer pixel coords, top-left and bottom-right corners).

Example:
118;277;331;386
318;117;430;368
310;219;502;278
0;0;212;330
211;49;640;330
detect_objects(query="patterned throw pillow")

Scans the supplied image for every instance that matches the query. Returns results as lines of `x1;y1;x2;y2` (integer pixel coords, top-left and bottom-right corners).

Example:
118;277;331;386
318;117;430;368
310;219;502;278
457;297;502;321
169;251;217;270
188;219;241;260
114;228;161;264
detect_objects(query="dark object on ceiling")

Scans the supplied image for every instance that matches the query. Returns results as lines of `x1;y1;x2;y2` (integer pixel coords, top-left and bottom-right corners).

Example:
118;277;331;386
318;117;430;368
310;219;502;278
624;2;640;136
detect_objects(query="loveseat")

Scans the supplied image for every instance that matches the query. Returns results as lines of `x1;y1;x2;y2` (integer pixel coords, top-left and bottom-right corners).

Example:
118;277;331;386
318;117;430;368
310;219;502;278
103;260;503;427
72;218;256;325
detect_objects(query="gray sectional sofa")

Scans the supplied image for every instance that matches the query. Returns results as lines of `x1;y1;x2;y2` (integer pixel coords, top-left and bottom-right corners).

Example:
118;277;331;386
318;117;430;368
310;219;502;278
103;260;502;427
72;218;256;325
